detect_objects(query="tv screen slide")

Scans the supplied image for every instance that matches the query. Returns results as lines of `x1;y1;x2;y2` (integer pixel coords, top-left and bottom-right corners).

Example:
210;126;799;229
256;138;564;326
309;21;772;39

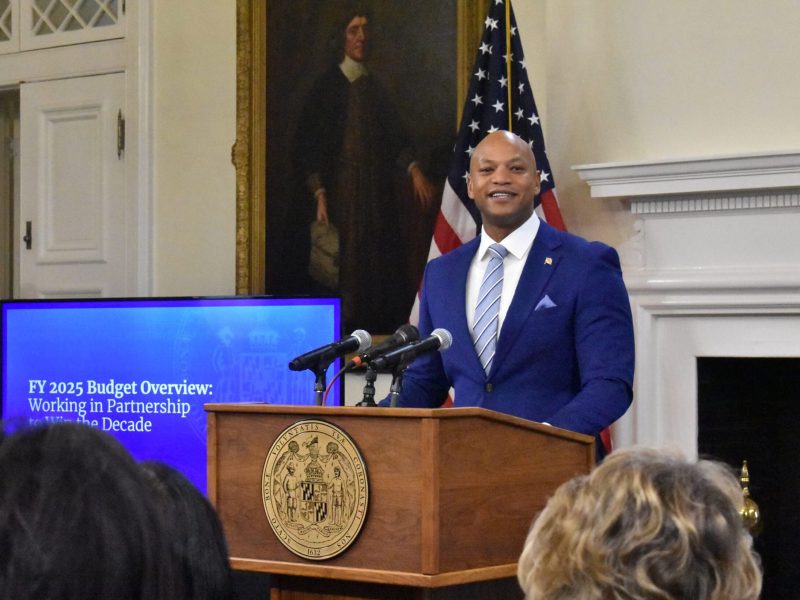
1;296;342;492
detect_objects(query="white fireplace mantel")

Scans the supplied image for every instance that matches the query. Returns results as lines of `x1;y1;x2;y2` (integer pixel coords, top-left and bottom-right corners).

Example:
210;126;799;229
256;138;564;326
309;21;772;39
572;151;800;457
573;150;800;200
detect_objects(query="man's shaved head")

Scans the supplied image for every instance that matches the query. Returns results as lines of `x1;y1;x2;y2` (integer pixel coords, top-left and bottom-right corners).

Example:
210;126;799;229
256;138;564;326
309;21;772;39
467;130;541;241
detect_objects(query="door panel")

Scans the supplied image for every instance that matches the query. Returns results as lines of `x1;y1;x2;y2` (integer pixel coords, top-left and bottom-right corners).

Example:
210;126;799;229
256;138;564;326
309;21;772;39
19;72;126;298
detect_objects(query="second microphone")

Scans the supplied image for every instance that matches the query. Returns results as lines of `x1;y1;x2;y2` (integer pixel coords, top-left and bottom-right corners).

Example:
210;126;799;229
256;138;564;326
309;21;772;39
368;328;452;371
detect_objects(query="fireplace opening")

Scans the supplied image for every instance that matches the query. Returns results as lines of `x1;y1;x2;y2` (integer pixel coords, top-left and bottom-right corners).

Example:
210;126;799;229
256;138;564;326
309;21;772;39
697;357;800;598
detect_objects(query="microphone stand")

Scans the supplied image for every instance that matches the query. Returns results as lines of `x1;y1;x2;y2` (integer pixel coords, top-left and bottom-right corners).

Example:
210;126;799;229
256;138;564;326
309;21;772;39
312;364;327;406
389;361;412;407
356;365;378;407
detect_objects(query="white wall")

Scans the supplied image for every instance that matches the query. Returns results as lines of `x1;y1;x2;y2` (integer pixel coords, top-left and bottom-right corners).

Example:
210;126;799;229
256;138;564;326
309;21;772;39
151;1;236;296
516;0;800;247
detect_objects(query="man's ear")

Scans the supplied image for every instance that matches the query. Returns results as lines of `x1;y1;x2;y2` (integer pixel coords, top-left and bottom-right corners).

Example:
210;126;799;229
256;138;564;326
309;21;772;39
466;174;474;199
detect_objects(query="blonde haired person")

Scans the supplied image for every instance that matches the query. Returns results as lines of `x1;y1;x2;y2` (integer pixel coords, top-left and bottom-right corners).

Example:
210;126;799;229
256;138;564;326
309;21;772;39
518;447;762;600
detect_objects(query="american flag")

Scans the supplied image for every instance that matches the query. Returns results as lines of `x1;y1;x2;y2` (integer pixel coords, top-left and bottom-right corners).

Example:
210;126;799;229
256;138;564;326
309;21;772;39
410;0;565;324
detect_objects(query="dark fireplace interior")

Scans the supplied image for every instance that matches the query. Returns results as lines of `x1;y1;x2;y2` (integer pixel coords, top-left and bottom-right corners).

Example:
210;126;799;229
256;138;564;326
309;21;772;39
697;357;800;599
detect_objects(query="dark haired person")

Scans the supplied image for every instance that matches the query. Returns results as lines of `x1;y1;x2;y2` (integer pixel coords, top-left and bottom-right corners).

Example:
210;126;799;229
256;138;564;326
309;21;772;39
141;461;235;600
0;422;183;599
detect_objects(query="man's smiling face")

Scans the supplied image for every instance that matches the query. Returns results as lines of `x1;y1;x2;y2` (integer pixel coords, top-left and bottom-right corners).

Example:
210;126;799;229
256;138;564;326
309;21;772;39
467;131;541;240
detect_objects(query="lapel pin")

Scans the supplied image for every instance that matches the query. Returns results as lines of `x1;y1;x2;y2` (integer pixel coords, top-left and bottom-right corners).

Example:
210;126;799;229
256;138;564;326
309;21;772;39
544;257;553;265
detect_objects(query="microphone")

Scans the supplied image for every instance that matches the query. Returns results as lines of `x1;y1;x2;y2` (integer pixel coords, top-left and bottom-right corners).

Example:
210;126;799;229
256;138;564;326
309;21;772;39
348;324;419;368
369;328;452;371
289;329;371;372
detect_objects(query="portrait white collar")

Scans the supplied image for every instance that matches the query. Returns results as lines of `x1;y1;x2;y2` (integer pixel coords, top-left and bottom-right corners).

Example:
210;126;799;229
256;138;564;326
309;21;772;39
339;55;368;83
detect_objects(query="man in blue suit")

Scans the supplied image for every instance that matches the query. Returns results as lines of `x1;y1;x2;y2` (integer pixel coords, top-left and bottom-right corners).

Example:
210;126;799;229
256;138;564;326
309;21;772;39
393;131;634;450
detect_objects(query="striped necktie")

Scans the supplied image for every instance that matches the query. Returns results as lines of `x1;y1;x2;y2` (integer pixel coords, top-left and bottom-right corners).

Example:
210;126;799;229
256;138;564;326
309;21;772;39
473;243;508;375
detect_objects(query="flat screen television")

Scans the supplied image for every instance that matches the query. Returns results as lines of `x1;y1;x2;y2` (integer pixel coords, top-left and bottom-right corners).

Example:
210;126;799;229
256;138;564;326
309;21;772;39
0;296;342;492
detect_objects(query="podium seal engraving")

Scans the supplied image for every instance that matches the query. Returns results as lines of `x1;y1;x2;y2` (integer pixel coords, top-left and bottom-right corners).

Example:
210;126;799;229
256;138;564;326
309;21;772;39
262;419;369;560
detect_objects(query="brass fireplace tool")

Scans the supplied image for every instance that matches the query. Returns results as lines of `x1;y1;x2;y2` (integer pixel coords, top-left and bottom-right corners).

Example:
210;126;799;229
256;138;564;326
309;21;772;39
739;460;761;535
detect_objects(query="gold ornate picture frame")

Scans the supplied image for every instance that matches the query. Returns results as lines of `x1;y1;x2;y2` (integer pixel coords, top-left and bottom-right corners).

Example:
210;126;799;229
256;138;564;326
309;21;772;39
234;0;488;296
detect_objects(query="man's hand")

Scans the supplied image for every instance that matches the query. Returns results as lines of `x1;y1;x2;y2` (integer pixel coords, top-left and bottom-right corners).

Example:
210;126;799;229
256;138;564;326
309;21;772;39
315;191;329;225
410;164;436;209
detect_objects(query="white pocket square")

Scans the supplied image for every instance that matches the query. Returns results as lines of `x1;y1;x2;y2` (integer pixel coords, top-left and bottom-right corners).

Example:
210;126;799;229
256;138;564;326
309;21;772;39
534;294;557;311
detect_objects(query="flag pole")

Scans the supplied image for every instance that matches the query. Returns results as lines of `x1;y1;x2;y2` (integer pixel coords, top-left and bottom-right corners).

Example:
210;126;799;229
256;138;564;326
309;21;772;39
505;0;513;130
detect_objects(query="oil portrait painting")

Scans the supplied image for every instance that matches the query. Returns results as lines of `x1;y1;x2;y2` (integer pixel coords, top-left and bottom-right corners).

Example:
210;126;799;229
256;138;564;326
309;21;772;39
264;1;462;334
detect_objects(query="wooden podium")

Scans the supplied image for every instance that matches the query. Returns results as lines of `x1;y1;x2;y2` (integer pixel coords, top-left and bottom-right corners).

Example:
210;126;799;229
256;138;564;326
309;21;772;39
206;404;594;599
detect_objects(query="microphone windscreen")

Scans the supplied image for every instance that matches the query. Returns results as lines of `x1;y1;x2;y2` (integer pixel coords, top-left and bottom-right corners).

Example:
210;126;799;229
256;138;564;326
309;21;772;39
351;329;372;352
396;323;420;343
431;328;453;351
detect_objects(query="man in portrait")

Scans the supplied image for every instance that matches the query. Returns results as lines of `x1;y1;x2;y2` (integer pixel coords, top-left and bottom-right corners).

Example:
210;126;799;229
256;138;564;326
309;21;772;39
293;4;437;334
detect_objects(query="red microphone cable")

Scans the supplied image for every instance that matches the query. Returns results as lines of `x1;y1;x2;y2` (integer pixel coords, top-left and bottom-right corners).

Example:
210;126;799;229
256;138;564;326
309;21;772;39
322;364;350;406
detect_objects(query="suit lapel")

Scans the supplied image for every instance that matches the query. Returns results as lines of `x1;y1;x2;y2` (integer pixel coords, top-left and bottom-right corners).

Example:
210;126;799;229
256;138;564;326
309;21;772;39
440;238;479;363
492;222;563;373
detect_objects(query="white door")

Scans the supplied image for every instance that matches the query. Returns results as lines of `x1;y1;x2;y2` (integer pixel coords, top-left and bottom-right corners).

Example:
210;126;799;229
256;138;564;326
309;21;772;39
19;72;127;298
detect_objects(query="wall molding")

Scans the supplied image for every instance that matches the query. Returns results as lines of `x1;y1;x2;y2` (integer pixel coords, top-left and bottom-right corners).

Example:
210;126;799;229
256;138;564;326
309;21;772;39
628;189;800;215
572;150;800;199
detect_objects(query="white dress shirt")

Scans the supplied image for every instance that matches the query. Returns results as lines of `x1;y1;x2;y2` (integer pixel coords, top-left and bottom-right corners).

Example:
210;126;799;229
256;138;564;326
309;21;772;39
466;212;540;334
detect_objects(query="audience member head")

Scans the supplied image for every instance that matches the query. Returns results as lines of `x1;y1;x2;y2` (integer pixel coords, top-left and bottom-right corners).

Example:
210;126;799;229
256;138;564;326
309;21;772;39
518;447;762;600
140;460;234;600
0;422;183;599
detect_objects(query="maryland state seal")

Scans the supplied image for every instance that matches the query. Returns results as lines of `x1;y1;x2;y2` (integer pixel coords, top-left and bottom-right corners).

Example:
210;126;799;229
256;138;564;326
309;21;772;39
262;419;369;560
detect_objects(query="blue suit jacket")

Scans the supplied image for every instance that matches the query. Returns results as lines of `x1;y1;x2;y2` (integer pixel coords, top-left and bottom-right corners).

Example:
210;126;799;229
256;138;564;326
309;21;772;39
395;221;634;439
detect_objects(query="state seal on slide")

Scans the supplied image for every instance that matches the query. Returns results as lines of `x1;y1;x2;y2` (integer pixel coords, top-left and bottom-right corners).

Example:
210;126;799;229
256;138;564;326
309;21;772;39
262;419;369;560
